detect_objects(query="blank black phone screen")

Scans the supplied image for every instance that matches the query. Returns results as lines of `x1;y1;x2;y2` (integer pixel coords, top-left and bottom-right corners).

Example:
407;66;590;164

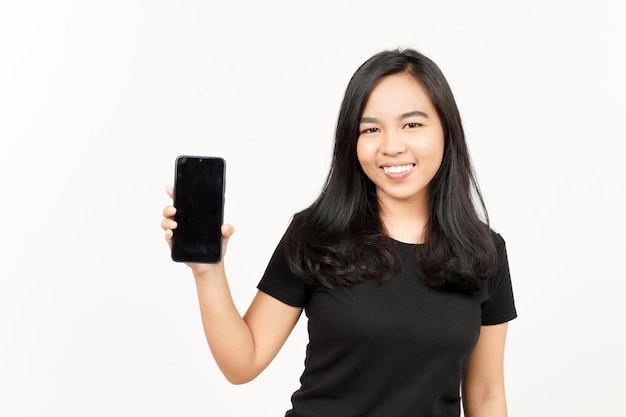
171;156;225;263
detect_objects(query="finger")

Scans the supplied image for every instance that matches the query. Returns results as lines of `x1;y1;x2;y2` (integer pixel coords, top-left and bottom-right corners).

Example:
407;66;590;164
221;223;235;238
165;185;174;199
162;205;176;218
161;217;177;231
164;229;173;248
219;223;235;259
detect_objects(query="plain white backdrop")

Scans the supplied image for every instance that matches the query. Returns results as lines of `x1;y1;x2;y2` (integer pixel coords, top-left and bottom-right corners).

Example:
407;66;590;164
1;1;624;416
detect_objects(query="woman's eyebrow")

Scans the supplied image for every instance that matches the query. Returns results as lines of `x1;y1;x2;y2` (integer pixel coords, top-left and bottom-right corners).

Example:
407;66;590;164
360;116;378;124
400;110;429;119
360;110;429;124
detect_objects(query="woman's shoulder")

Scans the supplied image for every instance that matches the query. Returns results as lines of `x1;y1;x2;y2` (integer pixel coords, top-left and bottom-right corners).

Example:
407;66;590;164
488;227;507;250
283;209;309;238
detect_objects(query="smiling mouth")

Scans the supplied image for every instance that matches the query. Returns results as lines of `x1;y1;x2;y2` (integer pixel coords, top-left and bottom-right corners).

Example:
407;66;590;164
382;164;415;174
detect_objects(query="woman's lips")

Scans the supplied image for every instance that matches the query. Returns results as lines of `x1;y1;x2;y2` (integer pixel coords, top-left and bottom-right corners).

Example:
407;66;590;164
381;163;415;179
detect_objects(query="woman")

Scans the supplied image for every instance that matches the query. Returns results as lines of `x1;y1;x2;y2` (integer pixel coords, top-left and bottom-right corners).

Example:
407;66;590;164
161;48;516;417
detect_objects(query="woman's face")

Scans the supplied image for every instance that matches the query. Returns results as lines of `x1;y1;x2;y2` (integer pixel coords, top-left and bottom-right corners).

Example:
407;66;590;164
356;72;445;208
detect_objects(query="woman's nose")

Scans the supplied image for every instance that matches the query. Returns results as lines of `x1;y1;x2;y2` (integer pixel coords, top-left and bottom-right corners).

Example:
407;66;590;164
381;130;406;155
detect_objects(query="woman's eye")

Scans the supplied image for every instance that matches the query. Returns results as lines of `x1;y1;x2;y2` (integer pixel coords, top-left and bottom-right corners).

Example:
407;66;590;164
361;127;379;134
405;122;421;129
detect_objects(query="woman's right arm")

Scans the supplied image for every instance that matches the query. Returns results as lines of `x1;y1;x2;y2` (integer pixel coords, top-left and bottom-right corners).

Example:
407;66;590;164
161;186;303;384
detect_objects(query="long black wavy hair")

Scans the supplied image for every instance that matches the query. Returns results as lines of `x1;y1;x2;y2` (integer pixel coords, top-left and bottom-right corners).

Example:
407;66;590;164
284;48;497;293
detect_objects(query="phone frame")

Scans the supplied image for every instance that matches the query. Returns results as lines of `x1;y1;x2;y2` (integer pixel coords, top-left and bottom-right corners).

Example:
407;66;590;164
171;155;226;264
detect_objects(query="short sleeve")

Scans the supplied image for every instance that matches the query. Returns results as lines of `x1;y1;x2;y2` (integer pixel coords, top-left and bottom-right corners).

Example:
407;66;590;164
481;233;518;325
257;231;311;307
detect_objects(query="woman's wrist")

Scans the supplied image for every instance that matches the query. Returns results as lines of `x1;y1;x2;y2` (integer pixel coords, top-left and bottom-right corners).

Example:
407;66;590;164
191;263;225;282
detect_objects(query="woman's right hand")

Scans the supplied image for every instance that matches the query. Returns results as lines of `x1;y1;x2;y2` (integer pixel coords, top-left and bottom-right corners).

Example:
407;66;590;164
161;186;302;385
161;185;234;276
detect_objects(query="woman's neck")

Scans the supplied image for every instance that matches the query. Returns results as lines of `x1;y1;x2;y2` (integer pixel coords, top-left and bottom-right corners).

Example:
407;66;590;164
378;196;430;244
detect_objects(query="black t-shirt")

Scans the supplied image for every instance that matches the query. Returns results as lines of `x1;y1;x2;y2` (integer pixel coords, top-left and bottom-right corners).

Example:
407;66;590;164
257;229;517;417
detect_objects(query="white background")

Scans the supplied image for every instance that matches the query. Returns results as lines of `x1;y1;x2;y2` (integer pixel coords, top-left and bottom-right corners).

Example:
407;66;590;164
1;1;624;416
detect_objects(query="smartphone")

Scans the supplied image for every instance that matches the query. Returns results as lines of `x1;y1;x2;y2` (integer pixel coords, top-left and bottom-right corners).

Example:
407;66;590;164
171;155;226;263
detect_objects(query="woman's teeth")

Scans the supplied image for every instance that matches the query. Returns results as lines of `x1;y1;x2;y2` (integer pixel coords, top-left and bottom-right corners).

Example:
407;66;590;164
383;164;413;174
